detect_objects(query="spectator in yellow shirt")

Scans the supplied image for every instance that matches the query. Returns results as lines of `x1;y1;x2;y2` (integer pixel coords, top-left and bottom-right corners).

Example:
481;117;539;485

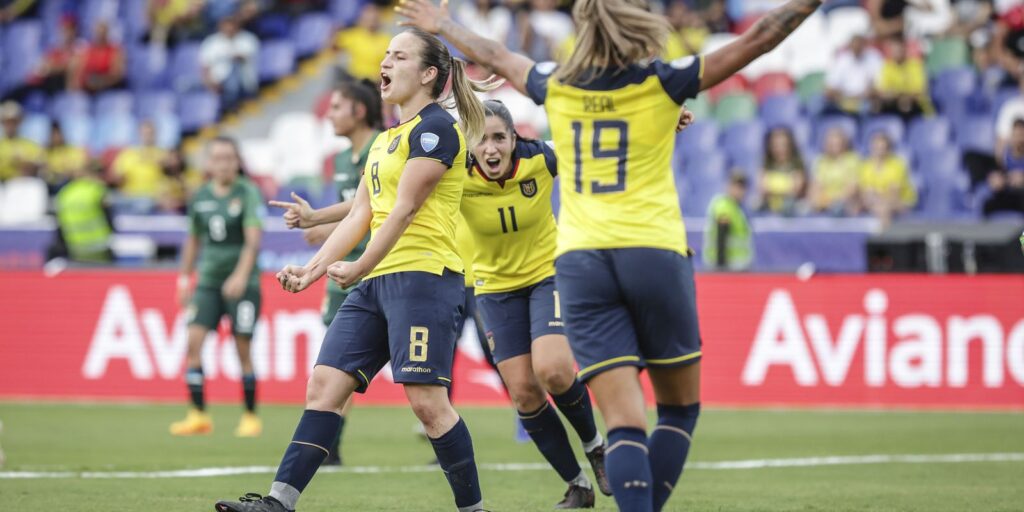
758;126;807;216
664;1;709;60
875;36;934;121
810;127;862;215
44;122;89;187
111;120;167;201
859;131;917;225
334;4;391;83
0;101;44;181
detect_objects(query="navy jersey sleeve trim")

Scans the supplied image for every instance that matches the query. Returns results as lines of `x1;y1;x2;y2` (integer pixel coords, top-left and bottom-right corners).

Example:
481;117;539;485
408;112;461;168
653;55;704;104
526;62;557;105
542;140;557;177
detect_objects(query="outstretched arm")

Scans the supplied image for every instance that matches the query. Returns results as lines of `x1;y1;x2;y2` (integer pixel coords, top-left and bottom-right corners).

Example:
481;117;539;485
701;0;822;91
397;0;534;95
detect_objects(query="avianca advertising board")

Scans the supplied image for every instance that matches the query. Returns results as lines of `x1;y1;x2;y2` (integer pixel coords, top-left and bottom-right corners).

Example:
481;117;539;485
0;272;1022;408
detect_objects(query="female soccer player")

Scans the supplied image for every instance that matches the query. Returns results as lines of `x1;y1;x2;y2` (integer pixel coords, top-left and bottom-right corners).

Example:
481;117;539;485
215;28;497;512
399;0;824;510
463;99;609;508
172;136;264;438
269;79;384;466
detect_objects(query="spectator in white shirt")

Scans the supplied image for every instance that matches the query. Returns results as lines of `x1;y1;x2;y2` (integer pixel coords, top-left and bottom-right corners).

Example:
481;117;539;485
456;0;513;45
825;35;884;115
199;15;259;112
996;80;1024;155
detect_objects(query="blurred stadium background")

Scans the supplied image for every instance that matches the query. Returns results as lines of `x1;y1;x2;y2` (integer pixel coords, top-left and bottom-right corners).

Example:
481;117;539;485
0;0;1023;510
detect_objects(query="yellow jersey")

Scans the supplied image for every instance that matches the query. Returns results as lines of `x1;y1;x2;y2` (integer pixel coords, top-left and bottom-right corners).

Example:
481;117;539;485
461;139;558;294
0;137;45;180
525;56;704;257
363;102;466;280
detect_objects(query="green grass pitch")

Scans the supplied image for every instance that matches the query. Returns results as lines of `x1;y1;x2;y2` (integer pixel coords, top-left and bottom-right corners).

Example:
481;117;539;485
1;402;1023;511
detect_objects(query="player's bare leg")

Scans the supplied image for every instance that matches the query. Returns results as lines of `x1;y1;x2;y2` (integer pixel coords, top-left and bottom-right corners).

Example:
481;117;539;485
646;362;702;512
170;325;213;435
234;335;261;437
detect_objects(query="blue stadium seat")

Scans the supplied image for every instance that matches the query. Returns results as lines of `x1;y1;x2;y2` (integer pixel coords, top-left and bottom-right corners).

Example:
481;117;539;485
331;0;370;26
957;116;995;154
291;13;334;58
59;114;93;148
759;94;802;129
916;147;960;176
908;116;951;157
258;39;297;83
3;21;43;90
814;116;857;152
49;91;91;117
127;44;170;91
135;90;176;119
720;121;765;163
178;91;220;132
94;91;134;115
860;115;905;151
18;114;52;147
170;42;203;92
151;113;181;149
931;67;976;111
676;121;719;159
251;13;292;39
682;151;727;189
120;0;150;42
91;113;137;153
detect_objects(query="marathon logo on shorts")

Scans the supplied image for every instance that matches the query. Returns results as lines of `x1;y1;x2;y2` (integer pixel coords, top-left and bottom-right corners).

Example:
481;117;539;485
520;178;538;198
401;367;432;374
388;134;403;154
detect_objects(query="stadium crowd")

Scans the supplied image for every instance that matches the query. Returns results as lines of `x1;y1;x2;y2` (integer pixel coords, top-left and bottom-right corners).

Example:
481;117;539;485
0;0;1023;234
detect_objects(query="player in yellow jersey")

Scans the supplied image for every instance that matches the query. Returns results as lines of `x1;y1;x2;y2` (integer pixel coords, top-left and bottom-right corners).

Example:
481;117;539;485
215;28;498;512
463;98;619;508
399;0;825;510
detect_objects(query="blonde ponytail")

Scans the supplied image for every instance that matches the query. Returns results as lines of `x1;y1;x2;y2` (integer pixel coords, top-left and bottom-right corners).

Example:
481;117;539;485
558;0;671;85
449;57;501;148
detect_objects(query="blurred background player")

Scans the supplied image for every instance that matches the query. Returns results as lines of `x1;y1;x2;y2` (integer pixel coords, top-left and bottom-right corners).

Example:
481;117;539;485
172;136;265;438
398;0;827;510
269;78;384;466
215;28;498;512
461;99;609;508
703;172;753;272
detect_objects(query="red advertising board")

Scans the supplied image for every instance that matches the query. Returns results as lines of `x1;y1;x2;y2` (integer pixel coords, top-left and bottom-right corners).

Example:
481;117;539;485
1;271;1022;409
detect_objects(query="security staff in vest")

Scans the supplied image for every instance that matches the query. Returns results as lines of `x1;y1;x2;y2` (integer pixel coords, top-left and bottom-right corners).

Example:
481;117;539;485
703;172;753;272
54;160;113;263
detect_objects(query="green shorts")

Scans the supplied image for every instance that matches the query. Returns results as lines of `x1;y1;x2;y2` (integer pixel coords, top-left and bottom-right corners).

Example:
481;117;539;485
321;282;355;326
187;284;262;337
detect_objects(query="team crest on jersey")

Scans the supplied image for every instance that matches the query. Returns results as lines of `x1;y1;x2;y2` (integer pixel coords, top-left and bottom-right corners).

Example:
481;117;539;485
420;132;440;153
228;198;242;216
519;178;538;198
387;134;402;154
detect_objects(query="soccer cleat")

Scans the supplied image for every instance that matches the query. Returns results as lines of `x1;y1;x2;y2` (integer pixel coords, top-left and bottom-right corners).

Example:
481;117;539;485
234;413;262;438
169;409;212;436
214;493;292;512
585;444;612;496
554;484;595;509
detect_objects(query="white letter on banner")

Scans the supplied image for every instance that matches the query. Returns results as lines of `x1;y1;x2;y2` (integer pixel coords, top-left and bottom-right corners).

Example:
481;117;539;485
742;290;818;386
805;314;864;386
1006;320;1024;386
947;316;1004;388
143;310;188;379
890;315;943;388
82;286;154;379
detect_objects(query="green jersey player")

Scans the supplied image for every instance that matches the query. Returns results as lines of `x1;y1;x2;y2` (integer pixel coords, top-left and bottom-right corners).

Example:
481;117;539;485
172;136;265;437
268;80;382;465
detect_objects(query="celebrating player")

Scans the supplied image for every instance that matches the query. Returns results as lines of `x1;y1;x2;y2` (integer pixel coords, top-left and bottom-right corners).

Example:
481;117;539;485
398;0;825;510
462;99;609;508
268;79;384;466
172;136;265;438
215;28;498;512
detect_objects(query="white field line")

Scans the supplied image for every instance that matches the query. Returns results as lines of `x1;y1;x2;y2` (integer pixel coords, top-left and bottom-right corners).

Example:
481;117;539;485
1;453;1023;480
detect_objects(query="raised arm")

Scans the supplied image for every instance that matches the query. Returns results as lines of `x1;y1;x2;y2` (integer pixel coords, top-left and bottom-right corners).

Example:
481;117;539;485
327;158;449;288
397;0;535;95
700;0;822;91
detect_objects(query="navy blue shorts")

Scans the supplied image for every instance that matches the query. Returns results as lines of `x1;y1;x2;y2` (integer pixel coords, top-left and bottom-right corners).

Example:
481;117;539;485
315;270;465;393
475;276;564;364
555;249;702;382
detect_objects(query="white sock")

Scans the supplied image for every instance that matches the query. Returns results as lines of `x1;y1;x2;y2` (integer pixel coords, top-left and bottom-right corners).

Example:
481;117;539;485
569;470;592;489
583;432;604;453
458;500;485;512
269;481;300;511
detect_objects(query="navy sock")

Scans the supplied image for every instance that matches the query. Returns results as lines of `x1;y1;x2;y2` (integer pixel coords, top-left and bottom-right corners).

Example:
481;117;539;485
270;410;341;509
552;379;598;447
185;367;204;411
242;373;257;413
519;402;583;483
428;418;483;511
606;427;654;512
648;403;700;512
329;415;346;455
